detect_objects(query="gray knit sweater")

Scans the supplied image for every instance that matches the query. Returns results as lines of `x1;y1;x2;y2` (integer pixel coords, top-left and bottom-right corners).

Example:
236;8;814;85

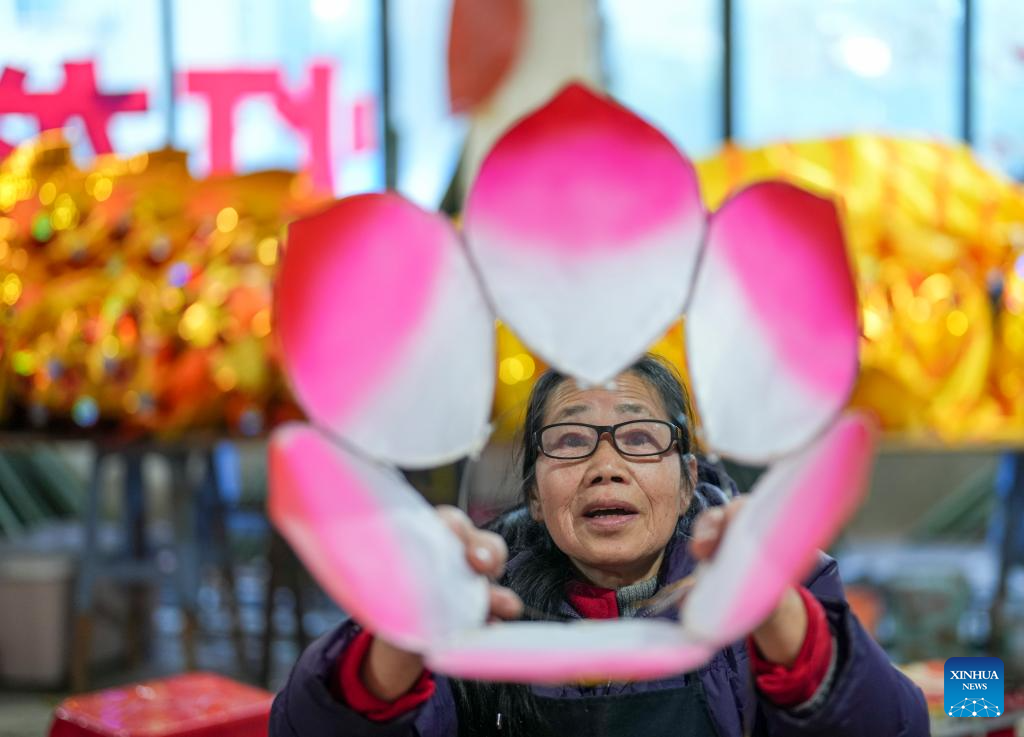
615;576;659;618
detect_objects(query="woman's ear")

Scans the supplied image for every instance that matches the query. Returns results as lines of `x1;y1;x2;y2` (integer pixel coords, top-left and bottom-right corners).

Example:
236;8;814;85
678;454;698;513
528;492;543;522
686;454;698;487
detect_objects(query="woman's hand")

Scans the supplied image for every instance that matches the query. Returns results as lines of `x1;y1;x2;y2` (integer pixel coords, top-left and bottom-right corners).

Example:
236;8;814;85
360;506;524;700
436;506;526;622
689;499;808;667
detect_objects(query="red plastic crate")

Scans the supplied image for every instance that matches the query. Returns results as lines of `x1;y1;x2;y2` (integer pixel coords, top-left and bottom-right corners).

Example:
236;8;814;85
48;672;273;737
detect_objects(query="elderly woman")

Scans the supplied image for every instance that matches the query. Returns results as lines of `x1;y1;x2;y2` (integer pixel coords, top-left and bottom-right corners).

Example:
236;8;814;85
270;355;929;736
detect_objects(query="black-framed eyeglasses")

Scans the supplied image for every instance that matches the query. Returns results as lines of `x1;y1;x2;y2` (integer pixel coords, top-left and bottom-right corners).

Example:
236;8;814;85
536;420;680;460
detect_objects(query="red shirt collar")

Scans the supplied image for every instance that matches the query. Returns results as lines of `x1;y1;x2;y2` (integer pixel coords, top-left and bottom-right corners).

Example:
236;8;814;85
565;580;619;619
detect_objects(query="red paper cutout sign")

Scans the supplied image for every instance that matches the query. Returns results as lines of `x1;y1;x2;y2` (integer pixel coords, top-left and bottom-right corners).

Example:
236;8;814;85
184;64;335;191
0;60;378;193
0;61;148;158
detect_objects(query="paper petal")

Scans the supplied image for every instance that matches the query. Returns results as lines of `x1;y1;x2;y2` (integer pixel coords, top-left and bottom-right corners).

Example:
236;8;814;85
427;619;713;684
268;423;489;652
686;181;859;462
682;413;874;645
275;193;494;467
447;0;526;112
464;83;705;385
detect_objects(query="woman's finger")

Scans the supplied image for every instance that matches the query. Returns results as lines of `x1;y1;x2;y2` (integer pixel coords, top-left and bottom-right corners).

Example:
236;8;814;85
437;505;508;578
468;529;509;578
689;507;725;560
437;505;474;544
487;585;524;622
689;497;748;560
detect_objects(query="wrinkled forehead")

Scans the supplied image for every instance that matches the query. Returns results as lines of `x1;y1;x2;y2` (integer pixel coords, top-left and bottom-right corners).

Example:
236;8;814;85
543;372;668;424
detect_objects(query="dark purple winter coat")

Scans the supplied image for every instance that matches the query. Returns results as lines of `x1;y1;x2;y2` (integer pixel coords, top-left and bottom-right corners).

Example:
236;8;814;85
270;535;929;736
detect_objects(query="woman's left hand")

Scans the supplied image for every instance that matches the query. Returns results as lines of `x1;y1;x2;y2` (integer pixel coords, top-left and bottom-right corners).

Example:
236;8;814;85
689;499;808;667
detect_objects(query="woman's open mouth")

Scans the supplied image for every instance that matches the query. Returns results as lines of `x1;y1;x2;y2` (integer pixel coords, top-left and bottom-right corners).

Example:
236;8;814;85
581;504;639;530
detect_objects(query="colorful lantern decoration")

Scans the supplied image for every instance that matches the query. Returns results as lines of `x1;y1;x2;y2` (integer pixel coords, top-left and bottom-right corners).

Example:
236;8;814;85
268;83;875;682
0;132;324;436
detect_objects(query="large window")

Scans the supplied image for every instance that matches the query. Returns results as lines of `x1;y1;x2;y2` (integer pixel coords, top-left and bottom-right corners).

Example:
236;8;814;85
600;0;723;159
172;0;382;194
0;0;165;158
5;0;1024;188
975;0;1024;180
0;0;383;195
600;0;970;161
735;0;964;145
389;0;466;208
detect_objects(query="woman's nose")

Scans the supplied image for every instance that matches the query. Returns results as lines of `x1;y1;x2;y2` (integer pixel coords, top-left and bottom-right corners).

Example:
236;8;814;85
584;435;627;485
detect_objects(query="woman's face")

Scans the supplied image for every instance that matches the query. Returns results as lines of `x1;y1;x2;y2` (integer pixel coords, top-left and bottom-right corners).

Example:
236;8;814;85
529;372;695;588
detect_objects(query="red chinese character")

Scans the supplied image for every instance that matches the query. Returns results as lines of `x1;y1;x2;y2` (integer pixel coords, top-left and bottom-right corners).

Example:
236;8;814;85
185;64;336;193
0;61;148;156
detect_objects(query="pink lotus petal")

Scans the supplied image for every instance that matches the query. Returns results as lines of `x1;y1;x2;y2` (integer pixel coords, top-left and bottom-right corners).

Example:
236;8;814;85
268;423;488;652
427;620;713;684
275;193;494;468
686;181;859;462
682;413;874;645
464;83;704;385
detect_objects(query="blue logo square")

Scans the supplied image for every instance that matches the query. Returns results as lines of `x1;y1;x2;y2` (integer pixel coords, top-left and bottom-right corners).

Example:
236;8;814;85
944;657;1004;717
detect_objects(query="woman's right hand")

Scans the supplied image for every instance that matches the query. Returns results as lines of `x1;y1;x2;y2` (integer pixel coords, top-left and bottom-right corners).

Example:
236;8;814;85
360;505;524;700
